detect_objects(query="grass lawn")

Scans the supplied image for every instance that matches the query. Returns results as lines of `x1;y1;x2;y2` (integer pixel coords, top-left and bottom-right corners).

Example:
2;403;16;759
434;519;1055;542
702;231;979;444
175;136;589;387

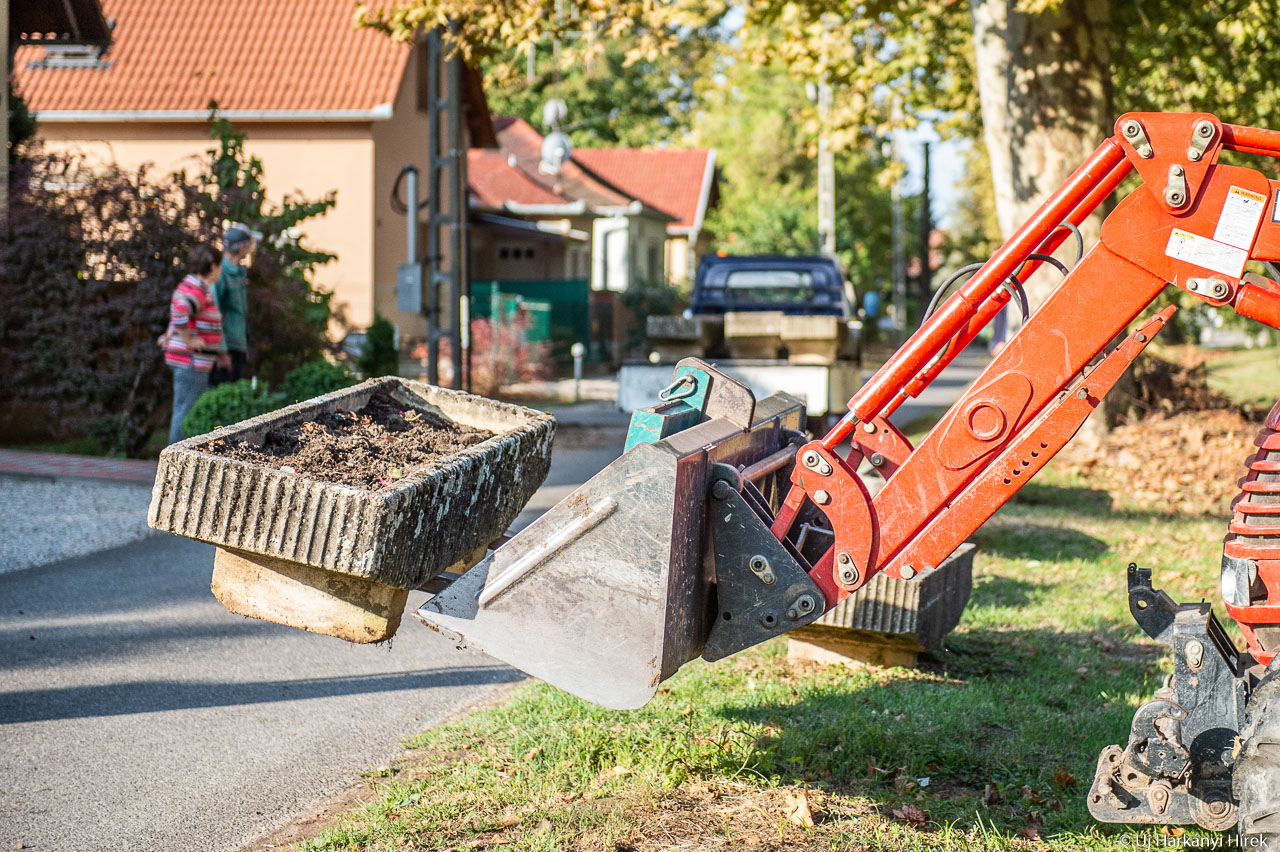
296;451;1242;851
1202;345;1280;411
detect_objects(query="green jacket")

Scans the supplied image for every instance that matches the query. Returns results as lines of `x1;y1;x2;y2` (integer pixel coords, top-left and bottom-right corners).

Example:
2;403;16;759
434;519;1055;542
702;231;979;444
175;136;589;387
214;257;249;353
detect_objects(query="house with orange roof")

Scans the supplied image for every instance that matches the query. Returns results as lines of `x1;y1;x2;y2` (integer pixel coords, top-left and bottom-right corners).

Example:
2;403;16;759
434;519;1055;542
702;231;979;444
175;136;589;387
465;115;718;358
11;0;495;341
468;116;718;289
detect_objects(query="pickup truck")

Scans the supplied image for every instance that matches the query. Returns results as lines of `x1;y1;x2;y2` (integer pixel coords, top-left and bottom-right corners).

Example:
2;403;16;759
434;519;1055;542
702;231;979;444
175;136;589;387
618;254;863;428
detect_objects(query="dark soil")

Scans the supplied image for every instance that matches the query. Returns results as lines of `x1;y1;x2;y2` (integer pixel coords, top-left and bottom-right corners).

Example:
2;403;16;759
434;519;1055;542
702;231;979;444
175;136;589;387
200;390;496;489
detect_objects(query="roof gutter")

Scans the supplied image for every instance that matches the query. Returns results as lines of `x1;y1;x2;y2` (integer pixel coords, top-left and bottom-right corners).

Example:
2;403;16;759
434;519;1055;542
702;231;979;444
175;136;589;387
504;200;586;216
33;105;396;122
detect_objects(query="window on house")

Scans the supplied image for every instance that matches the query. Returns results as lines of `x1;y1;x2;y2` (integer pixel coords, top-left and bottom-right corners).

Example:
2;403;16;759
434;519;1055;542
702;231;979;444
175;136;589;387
648;244;660;282
28;43;112;70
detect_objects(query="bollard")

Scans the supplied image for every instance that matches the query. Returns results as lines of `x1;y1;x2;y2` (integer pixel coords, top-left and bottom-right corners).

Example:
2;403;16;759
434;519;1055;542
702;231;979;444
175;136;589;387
571;342;585;403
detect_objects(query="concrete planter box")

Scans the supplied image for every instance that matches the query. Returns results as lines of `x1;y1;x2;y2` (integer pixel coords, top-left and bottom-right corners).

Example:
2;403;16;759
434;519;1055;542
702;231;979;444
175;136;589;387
148;377;555;642
788;543;975;667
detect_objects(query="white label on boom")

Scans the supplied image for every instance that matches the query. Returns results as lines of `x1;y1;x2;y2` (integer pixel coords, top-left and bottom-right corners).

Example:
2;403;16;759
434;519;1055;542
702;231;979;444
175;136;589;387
1165;228;1248;278
1214;185;1267;250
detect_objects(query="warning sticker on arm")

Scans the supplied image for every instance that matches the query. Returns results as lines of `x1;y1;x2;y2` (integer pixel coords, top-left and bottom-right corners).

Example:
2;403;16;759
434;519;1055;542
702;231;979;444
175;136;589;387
1165;228;1248;278
1213;185;1267;249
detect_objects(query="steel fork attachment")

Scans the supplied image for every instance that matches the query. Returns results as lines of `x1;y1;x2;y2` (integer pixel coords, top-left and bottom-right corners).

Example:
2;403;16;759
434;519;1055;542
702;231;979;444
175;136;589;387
1088;564;1248;831
417;359;824;709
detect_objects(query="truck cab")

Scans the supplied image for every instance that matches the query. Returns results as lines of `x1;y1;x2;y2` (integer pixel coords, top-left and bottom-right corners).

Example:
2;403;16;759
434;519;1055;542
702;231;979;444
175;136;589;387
689;254;856;318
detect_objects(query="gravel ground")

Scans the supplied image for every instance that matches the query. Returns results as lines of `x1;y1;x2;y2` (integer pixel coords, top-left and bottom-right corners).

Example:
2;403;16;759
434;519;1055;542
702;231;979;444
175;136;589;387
0;476;155;574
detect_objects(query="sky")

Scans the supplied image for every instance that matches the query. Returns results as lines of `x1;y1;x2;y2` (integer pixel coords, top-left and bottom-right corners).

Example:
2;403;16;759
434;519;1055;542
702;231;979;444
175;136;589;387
896;120;969;229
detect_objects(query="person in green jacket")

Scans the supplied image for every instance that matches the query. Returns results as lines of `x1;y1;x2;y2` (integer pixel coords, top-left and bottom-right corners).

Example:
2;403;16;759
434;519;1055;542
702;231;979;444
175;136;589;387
209;222;261;386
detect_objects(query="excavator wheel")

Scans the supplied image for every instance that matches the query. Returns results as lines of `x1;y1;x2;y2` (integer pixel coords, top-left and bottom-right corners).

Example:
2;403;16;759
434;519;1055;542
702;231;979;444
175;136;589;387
1235;663;1280;843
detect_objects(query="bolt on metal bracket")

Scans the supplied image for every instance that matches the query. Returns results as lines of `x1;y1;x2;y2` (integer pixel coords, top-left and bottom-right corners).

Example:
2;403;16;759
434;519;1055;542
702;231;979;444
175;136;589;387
1122;119;1154;159
1165;164;1189;209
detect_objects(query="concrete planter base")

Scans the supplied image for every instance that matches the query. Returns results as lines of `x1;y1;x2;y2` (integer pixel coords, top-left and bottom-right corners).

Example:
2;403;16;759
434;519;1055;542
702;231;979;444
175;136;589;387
212;546;411;643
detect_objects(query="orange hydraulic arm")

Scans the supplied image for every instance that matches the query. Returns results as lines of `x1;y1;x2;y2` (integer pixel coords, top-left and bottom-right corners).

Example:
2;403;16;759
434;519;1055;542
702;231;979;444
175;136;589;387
772;112;1280;613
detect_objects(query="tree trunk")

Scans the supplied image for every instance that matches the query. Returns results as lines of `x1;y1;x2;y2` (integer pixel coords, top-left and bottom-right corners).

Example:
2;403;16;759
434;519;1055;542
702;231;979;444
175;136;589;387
971;0;1113;310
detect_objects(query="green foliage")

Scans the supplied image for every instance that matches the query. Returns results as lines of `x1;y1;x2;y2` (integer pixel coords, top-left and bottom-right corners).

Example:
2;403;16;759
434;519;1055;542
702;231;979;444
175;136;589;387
0;150;217;456
0;110;338;456
181;379;281;438
357;313;400;378
700;65;916;297
280;359;356;404
618;278;686;354
8;84;36;153
204;106;339;384
484;40;706;147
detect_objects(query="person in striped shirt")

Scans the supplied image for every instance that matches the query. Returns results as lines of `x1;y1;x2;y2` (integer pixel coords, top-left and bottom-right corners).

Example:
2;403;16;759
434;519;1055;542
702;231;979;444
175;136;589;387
165;244;228;444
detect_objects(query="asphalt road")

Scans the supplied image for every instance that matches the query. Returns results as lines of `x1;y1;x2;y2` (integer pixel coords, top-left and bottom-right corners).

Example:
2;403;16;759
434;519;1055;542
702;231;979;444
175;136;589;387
0;422;627;852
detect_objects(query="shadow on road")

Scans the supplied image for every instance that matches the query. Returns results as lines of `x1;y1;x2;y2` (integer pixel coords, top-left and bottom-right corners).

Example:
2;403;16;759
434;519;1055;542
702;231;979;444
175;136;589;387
0;665;523;724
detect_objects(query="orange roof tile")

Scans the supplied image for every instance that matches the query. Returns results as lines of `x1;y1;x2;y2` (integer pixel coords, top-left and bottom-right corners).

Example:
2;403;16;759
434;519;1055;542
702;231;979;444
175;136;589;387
468;149;570;209
572;147;715;231
12;0;410;115
494;116;635;211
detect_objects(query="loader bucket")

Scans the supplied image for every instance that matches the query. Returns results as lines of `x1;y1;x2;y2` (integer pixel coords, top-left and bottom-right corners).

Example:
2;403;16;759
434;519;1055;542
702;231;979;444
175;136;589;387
417;368;809;709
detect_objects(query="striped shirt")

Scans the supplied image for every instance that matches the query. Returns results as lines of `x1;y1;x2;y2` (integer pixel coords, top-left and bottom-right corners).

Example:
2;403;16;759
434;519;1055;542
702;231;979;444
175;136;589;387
165;274;222;371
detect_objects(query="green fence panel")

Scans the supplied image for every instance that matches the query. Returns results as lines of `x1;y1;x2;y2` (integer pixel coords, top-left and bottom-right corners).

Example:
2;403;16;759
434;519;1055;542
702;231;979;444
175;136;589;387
472;279;590;357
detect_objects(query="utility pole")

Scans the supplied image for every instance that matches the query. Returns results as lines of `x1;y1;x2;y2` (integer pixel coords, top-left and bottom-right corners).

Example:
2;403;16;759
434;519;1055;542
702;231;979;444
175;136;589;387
918;140;933;305
817;79;835;256
891;132;906;345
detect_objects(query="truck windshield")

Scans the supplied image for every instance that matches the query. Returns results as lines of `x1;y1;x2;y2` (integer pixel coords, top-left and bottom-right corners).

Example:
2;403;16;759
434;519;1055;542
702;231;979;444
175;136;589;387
724;270;817;307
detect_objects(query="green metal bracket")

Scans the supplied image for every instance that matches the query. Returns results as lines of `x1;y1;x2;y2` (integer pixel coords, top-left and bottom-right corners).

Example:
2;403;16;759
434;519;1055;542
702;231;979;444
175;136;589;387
624;366;712;452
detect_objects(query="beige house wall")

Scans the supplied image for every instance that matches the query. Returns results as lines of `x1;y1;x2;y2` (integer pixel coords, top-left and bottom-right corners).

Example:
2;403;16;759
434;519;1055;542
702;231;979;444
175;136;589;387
33;120;380;330
371;48;430;339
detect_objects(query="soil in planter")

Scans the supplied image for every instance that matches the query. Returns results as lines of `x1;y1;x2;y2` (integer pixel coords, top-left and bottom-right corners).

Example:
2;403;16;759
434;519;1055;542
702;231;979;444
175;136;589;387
200;390;496;489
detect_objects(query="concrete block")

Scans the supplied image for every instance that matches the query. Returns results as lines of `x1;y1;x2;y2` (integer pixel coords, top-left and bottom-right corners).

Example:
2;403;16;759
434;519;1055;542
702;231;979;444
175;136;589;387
645;315;723;361
780;315;844;365
724;311;784;359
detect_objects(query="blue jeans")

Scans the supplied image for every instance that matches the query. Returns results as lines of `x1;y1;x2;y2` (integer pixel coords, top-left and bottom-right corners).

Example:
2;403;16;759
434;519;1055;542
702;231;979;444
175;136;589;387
169;365;209;444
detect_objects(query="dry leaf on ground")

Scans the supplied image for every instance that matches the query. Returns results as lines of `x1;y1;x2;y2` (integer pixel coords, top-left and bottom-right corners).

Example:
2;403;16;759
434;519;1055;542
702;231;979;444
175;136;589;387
785;788;816;828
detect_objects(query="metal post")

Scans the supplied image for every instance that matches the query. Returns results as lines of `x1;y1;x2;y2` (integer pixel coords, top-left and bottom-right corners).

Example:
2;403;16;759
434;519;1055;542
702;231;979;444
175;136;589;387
406;166;418;263
446;44;465;390
892;165;906;345
817;79;835;256
918;141;932;305
425;32;441;385
571;342;585;403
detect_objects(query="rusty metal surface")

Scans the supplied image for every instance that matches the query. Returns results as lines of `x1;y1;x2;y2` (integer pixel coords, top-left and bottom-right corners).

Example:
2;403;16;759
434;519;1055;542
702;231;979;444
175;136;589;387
147;377;555;589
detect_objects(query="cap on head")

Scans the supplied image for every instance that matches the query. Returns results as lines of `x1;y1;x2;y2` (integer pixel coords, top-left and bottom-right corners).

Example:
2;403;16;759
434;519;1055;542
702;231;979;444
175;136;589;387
223;223;263;252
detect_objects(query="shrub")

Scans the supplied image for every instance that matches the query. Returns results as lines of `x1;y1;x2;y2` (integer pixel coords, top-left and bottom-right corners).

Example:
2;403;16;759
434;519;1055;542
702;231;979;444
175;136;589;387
358;313;399;378
182;379;281;438
0;109;338;456
465;313;550;396
280;359;356;404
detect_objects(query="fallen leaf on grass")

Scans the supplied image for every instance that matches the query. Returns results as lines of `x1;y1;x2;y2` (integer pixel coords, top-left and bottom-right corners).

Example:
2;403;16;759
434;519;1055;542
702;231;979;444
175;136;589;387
892;803;926;825
497;813;521;828
785;788;816;828
1019;825;1042;841
742;834;762;846
610;766;634;777
522;747;541;761
983;783;1001;805
1052;768;1079;788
